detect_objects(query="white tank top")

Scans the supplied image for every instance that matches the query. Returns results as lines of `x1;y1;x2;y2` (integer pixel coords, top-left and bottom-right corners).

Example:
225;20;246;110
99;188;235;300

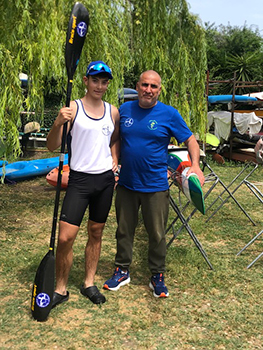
68;99;114;174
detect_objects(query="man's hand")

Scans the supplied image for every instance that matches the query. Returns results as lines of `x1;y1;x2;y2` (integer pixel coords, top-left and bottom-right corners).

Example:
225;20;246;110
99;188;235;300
47;104;75;152
187;165;205;186
54;107;74;127
112;160;119;174
184;135;205;186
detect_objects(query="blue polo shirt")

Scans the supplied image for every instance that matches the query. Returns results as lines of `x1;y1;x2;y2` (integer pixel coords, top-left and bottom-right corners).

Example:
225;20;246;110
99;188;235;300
118;100;192;192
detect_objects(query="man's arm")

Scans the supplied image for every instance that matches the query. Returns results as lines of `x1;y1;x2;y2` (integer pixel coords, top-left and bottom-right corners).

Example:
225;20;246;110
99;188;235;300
110;106;120;173
184;134;205;186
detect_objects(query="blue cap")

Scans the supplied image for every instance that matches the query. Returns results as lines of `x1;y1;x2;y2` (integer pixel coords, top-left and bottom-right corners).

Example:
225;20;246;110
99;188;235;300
86;60;113;79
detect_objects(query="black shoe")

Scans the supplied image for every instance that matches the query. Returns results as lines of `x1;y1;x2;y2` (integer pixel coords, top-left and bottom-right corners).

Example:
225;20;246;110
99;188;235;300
52;291;69;309
80;285;106;304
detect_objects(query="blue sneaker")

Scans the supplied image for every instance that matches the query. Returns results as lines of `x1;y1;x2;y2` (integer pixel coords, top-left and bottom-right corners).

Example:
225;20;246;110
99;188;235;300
103;267;130;291
149;273;169;298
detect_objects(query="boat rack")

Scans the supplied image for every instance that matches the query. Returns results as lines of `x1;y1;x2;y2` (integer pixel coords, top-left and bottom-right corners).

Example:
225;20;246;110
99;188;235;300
206;72;263;160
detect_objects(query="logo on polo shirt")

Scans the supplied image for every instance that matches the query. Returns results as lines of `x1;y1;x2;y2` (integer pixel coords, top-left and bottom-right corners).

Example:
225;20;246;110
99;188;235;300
124;118;134;127
147;120;158;130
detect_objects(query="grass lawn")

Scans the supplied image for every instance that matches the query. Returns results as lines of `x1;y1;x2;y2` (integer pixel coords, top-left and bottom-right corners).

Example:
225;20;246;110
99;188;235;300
0;154;263;349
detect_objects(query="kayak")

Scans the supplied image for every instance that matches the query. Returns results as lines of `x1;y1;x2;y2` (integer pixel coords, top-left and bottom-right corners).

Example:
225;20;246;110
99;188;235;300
167;150;192;173
208;95;257;104
167;150;205;215
46;164;70;189
0;154;68;182
0;160;8;167
46;164;119;189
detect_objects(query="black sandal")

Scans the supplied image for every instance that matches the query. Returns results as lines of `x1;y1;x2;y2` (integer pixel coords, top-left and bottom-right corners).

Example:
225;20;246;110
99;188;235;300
80;285;106;304
52;291;69;309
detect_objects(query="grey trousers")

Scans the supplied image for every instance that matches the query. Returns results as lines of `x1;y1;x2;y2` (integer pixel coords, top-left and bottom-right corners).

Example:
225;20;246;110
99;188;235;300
114;185;169;274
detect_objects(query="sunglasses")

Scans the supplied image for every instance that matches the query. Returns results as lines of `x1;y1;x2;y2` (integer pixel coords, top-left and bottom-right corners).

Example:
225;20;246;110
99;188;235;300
86;63;112;76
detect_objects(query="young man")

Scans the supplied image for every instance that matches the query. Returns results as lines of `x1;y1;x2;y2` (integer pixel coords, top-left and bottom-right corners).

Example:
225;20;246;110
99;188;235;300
47;61;120;307
104;70;204;298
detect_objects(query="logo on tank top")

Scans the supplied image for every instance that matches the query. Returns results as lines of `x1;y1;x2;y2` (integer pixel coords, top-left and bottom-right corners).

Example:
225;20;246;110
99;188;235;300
124;118;134;127
102;124;111;136
147;120;158;130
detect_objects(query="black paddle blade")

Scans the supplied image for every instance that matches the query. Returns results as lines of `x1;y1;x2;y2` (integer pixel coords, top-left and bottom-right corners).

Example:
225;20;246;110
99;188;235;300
31;250;55;322
65;2;89;80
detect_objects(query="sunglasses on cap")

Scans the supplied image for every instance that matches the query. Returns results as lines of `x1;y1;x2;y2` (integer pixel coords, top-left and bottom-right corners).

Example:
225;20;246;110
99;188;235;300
86;63;113;78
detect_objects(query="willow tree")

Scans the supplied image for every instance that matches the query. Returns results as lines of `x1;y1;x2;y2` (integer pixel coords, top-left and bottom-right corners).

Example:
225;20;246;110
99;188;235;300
0;0;66;161
1;0;207;162
0;0;131;161
130;0;207;139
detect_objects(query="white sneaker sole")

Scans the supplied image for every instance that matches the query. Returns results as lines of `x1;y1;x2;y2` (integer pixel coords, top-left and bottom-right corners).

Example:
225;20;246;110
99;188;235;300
104;277;131;291
149;282;169;298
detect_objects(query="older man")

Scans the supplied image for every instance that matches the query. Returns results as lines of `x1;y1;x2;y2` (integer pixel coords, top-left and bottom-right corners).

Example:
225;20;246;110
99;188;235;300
104;70;204;298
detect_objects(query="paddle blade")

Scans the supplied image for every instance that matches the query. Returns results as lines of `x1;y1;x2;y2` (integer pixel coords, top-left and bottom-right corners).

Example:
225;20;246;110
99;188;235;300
181;168;205;215
187;174;205;215
31;250;55;322
65;2;89;80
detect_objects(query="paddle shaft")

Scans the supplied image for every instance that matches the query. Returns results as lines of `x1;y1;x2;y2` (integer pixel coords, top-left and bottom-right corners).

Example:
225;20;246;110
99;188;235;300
49;80;72;250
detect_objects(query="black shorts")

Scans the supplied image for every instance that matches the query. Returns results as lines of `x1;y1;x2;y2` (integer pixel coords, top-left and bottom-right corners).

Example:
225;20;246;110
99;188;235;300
60;169;115;226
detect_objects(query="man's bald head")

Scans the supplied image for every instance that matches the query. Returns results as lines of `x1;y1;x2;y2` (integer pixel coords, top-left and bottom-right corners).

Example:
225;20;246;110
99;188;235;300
136;70;162;109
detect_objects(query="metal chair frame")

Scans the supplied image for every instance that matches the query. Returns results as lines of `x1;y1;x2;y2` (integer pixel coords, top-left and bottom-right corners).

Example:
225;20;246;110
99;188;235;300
202;160;258;226
236;178;263;268
166;157;260;271
166;166;214;270
237;229;263;268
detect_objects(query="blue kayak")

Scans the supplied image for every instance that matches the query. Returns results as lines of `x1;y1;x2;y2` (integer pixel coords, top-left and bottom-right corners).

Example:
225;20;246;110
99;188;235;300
0;154;68;181
0;160;8;167
208;95;257;104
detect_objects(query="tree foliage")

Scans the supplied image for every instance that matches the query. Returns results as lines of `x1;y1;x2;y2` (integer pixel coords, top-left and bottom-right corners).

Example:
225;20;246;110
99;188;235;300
0;0;207;161
131;0;207;135
205;23;263;94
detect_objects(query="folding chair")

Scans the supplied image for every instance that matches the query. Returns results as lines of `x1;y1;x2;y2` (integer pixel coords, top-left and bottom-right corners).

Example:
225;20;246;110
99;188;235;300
165;148;259;270
202;160;258;226
236;229;263;268
236;178;263;268
166;148;258;227
166;192;214;270
166;148;214;270
177;159;257;226
243;179;263;205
